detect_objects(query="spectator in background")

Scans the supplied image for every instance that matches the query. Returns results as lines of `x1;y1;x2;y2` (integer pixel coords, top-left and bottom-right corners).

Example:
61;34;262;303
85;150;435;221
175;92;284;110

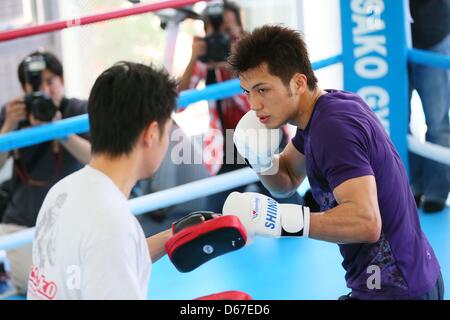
0;50;91;296
409;0;450;213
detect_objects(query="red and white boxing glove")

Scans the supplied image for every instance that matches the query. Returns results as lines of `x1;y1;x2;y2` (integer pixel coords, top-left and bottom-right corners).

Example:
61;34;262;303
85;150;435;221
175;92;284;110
222;192;310;242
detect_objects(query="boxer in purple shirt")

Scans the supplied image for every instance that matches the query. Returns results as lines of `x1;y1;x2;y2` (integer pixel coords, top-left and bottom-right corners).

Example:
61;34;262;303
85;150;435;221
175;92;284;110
223;25;443;300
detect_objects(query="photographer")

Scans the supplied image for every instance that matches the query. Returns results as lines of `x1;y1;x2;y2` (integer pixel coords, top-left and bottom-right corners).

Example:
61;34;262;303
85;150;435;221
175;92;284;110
179;1;246;93
178;1;302;212
178;1;251;213
0;50;91;296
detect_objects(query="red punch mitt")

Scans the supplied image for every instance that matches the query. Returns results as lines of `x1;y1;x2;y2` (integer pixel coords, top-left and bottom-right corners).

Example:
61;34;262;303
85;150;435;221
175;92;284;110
195;290;253;300
165;211;247;272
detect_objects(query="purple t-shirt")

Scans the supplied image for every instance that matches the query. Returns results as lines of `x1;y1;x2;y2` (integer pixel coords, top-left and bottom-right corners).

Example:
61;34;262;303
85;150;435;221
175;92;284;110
292;90;440;299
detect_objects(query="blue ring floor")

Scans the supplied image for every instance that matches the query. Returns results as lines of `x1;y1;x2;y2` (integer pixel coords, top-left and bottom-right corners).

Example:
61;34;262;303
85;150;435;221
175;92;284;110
148;206;450;300
4;207;449;300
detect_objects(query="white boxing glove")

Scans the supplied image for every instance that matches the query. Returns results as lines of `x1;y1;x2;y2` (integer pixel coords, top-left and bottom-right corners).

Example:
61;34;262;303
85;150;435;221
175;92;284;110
222;192;310;242
233;110;282;175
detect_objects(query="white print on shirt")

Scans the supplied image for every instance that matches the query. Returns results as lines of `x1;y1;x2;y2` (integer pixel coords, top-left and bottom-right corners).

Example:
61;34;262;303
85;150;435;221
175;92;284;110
34;193;67;268
66;265;81;290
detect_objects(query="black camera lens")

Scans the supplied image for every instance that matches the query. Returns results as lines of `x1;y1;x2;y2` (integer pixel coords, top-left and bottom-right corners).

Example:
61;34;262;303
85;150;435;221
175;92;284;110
198;1;231;63
25;92;57;122
23;54;57;122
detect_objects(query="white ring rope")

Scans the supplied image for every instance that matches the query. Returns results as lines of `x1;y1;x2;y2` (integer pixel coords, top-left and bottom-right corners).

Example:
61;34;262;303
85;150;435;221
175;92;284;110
408;135;450;166
0;168;258;251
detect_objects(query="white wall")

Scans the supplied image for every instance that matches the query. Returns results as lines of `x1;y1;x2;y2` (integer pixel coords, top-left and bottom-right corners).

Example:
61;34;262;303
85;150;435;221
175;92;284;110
302;0;343;89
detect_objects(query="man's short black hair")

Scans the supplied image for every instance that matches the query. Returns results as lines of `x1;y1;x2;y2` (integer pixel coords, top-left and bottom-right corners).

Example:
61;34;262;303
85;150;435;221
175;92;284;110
88;61;178;158
229;25;318;90
18;51;64;87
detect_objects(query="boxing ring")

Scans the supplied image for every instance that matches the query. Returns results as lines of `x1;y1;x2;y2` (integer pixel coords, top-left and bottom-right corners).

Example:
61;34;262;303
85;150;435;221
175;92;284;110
0;0;449;299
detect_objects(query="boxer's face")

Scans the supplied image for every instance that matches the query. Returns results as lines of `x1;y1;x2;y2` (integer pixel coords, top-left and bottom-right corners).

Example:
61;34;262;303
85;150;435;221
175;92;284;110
239;63;304;129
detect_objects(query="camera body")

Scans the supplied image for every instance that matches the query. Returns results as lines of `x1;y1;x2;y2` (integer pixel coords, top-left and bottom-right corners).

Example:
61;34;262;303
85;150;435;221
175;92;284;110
198;2;231;63
200;31;231;63
23;55;57;122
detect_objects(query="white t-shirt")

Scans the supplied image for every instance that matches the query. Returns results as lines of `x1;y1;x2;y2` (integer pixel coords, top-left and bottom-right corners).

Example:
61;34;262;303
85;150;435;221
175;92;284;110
27;165;151;300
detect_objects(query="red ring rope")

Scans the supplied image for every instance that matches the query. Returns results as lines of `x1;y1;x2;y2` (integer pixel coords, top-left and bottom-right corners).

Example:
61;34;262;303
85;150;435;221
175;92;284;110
0;0;207;42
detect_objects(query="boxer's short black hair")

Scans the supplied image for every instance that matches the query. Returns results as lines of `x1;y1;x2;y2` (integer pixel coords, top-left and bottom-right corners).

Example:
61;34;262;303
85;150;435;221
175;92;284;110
88;61;178;157
229;25;318;90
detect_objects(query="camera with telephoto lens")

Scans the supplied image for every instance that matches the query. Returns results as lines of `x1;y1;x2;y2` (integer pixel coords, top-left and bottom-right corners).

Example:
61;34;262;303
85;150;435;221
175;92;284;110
23;55;57;122
198;2;231;63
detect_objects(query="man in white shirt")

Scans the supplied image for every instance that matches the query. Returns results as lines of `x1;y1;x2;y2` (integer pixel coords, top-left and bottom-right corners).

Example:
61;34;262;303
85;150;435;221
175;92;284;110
27;62;178;299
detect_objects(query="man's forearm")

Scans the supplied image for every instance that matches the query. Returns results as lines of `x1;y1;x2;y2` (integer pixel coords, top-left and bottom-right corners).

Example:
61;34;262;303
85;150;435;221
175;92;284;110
309;202;381;244
178;59;196;92
1;123;12;135
146;229;171;263
60;134;91;165
0;124;13;168
0;152;9;169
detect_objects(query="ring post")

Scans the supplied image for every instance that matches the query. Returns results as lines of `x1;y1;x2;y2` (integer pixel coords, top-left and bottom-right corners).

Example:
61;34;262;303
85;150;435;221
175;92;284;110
340;0;410;168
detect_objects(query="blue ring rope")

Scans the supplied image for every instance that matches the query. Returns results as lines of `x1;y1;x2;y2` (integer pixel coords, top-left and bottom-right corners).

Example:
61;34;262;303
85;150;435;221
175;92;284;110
0;54;343;152
408;49;450;70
